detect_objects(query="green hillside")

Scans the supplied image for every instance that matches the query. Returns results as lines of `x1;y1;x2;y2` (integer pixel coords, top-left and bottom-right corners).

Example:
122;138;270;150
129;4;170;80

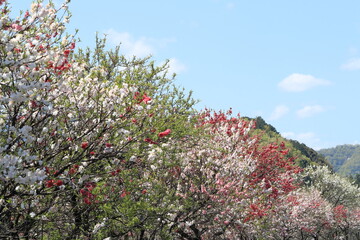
318;144;360;175
250;117;333;169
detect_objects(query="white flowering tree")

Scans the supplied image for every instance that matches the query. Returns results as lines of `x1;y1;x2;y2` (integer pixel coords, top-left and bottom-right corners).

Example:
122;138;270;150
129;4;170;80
302;166;360;208
0;0;197;238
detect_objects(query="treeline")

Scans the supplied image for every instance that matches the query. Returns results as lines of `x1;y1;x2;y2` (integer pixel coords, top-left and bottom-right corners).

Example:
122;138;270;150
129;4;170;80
318;144;360;175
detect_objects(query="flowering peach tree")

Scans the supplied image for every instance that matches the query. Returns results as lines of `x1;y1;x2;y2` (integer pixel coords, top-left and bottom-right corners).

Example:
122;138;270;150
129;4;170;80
164;109;301;239
1;0;360;239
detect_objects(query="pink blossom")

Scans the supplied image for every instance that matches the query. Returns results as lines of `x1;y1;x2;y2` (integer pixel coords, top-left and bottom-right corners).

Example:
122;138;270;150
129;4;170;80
11;24;22;31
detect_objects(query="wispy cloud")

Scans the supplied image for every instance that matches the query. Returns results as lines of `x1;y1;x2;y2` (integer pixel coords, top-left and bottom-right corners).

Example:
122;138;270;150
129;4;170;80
296;105;325;118
105;29;154;58
104;29;175;58
341;58;360;71
269;105;289;120
278;73;331;92
166;58;187;76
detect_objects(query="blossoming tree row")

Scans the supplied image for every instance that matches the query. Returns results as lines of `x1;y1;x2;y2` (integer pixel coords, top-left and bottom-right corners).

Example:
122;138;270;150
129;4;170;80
0;1;359;239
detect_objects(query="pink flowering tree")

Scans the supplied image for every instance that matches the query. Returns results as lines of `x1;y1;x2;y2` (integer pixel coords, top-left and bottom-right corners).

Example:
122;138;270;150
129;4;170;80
253;166;360;239
262;188;334;239
298;166;360;238
163;109;301;239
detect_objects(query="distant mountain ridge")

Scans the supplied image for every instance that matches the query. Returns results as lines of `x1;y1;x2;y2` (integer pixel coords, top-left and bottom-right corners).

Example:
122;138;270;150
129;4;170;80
318;144;360;175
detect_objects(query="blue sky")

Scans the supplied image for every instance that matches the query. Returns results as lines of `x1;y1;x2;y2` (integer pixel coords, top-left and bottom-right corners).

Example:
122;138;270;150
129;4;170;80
11;0;360;150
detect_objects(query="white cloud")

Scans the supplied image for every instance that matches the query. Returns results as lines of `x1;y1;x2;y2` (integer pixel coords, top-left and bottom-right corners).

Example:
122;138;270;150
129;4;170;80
106;29;155;57
296;105;325;118
104;29;177;59
278;73;331;92
341;58;360;71
105;29;155;58
166;58;187;76
269;105;289;120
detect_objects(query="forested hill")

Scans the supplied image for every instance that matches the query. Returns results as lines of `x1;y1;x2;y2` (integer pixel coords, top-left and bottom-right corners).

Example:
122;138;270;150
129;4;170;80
248;117;333;169
318;144;360;175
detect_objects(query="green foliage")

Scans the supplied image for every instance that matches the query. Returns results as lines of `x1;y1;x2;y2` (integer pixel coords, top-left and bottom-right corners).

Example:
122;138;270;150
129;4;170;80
338;147;360;175
289;139;333;170
253;116;279;134
318;144;360;175
349;173;360;187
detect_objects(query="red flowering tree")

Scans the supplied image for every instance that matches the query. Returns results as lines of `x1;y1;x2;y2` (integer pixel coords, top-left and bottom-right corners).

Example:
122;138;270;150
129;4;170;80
164;109;301;239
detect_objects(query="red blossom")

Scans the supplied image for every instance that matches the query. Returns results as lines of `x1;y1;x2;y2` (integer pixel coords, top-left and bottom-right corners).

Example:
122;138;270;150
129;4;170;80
45;167;51;174
83;197;92;205
79;189;87;196
144;138;158;144
45;180;54;188
69;168;76;175
158;129;171;138
141;94;152;104
54;180;63;186
110;169;121;176
334;205;348;221
63;49;71;57
85;182;96;191
81;142;88;149
29;100;38;108
133;92;140;100
38;45;45;52
120;190;130;198
134;92;152;104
